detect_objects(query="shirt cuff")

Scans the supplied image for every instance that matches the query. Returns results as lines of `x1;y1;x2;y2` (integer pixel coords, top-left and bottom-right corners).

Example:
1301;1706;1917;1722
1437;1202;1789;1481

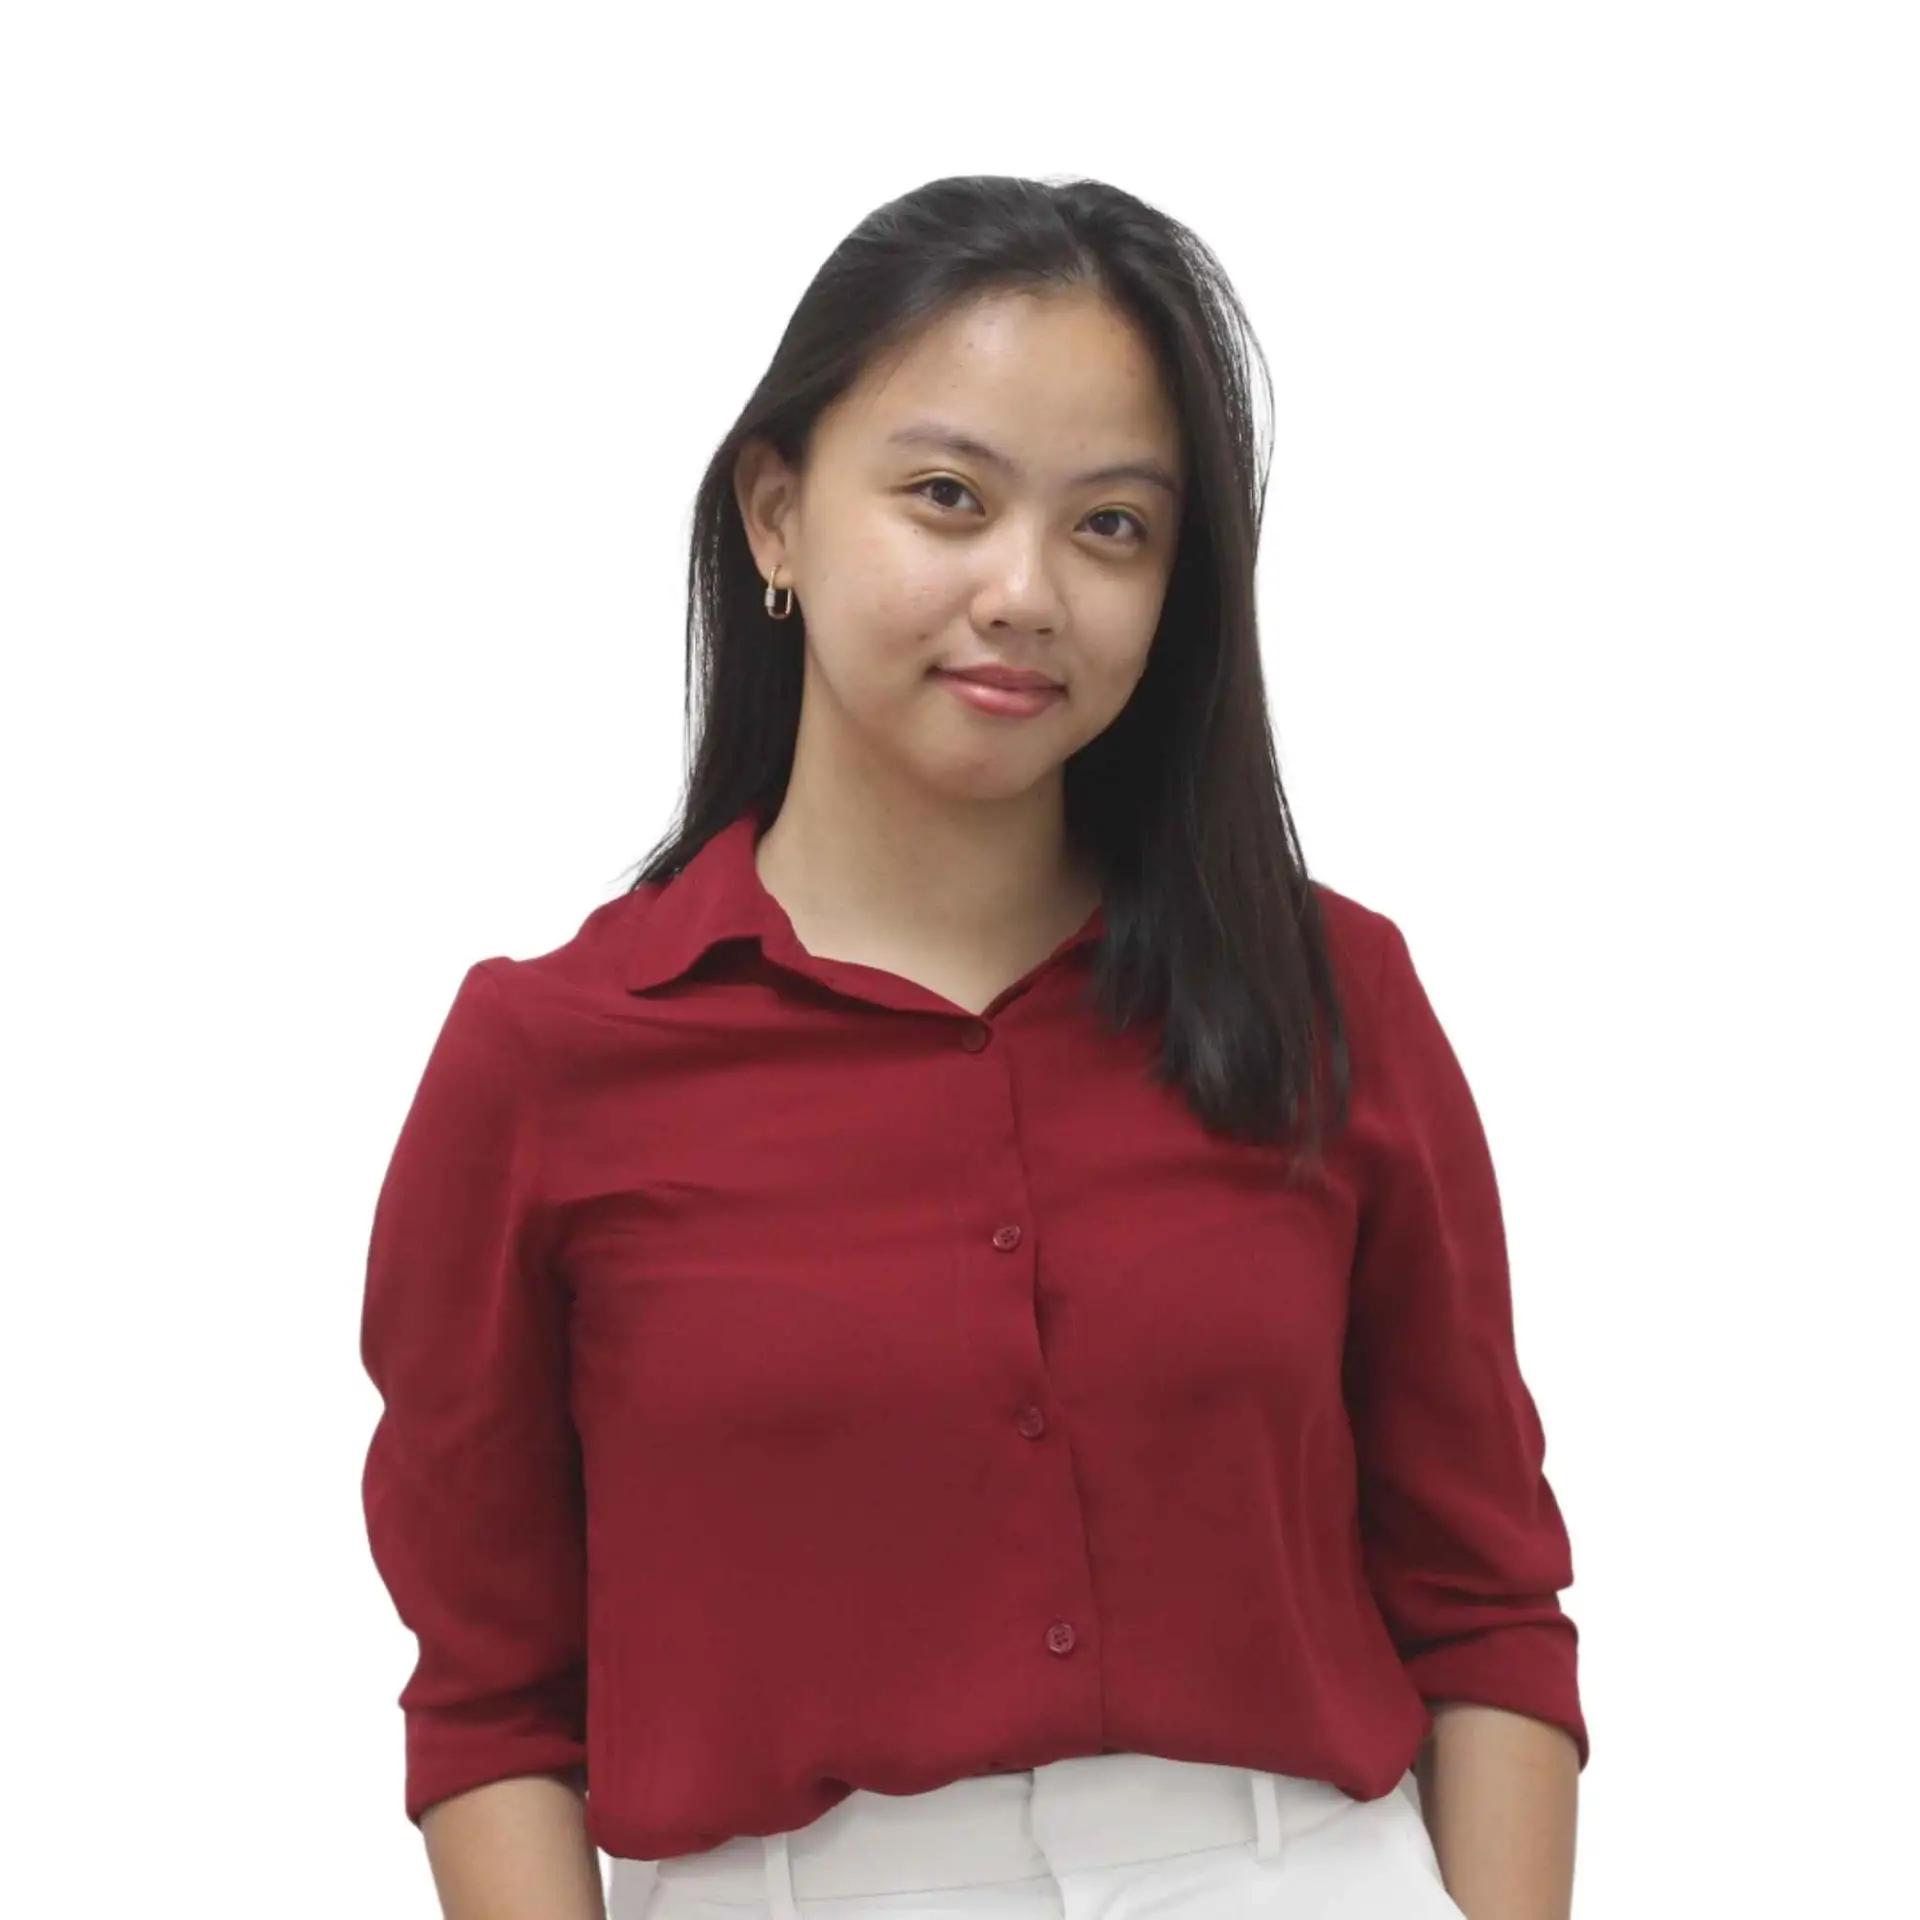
1402;1615;1589;1770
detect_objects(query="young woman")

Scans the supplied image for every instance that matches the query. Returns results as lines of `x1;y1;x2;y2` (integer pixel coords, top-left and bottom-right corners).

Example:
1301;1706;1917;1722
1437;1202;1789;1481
360;173;1588;1920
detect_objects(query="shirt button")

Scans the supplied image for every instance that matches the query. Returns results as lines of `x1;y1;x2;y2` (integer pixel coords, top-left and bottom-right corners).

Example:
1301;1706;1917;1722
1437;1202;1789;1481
1016;1404;1046;1439
1045;1621;1077;1655
960;1020;991;1052
991;1224;1022;1251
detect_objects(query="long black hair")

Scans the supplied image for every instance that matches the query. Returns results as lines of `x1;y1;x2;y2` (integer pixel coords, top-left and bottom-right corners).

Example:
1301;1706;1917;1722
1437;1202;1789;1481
622;173;1351;1175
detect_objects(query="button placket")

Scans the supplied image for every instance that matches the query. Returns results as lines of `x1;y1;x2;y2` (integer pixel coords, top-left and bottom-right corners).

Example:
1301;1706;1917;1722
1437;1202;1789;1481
953;1009;1090;1707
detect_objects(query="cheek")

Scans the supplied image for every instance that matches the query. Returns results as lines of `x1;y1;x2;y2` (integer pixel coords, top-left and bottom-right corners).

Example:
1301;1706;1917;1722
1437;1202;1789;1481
816;523;957;638
877;530;969;630
1086;631;1157;710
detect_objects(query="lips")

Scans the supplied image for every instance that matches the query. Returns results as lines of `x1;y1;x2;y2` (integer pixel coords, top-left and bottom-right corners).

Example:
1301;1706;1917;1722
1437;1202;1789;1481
934;672;1064;719
938;667;1063;691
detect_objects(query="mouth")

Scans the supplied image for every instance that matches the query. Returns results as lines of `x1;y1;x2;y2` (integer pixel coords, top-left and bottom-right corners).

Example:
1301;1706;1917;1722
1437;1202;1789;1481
932;668;1065;692
932;669;1066;717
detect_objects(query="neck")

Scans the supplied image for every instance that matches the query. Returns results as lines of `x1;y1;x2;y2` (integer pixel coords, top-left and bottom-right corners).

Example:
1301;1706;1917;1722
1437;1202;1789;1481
753;774;1098;958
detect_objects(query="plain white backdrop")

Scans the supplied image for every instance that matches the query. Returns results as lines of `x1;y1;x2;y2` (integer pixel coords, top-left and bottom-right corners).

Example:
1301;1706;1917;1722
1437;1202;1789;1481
4;3;1914;1914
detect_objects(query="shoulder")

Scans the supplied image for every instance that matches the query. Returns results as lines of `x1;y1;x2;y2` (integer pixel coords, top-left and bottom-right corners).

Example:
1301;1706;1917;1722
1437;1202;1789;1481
1307;877;1404;997
464;884;665;1038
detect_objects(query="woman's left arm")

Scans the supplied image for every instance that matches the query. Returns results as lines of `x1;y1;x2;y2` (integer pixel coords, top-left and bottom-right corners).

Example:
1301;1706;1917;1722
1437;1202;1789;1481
1416;1703;1580;1920
1343;912;1591;1915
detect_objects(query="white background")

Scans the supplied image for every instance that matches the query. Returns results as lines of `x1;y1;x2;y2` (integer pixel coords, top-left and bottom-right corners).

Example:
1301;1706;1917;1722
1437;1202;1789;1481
4;3;1914;1914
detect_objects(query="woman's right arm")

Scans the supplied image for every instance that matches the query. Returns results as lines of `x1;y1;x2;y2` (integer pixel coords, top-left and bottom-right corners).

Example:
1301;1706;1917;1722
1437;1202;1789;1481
422;1772;605;1920
359;963;599;1910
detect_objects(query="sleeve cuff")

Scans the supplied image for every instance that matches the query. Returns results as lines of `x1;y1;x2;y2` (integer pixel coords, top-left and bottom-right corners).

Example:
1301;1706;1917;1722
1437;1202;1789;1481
1401;1615;1589;1771
403;1686;589;1826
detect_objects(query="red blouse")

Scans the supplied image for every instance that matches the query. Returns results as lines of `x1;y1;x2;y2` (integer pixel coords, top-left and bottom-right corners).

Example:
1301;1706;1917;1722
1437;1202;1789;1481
358;810;1587;1862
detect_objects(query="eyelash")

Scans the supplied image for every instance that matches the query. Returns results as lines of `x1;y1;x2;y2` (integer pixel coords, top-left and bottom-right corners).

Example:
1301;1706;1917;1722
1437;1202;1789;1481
908;476;1148;544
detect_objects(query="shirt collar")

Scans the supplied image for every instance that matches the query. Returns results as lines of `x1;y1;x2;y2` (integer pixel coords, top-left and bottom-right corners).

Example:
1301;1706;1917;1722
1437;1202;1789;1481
621;812;778;994
621;809;1107;996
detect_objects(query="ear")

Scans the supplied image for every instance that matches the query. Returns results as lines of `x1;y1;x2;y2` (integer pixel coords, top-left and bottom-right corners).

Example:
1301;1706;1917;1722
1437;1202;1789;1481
733;436;800;580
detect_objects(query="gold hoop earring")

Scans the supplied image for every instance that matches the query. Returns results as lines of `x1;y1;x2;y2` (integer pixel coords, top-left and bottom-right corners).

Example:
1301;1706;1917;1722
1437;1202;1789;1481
764;566;795;620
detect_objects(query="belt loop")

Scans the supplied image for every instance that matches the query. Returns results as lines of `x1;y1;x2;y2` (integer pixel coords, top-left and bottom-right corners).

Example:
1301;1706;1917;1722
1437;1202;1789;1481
762;1830;802;1920
1249;1770;1285;1863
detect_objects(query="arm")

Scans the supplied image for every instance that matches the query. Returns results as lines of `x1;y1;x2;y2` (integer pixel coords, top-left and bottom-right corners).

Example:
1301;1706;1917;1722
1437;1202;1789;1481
360;961;596;1916
1344;916;1588;1915
423;1772;605;1920
1416;1704;1579;1920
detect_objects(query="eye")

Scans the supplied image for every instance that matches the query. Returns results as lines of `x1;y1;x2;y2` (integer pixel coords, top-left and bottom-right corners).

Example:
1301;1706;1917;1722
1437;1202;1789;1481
1084;506;1148;543
907;478;1147;545
912;476;979;514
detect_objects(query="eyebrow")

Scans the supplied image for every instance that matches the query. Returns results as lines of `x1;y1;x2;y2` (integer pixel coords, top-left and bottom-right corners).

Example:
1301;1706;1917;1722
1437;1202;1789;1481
884;422;1183;499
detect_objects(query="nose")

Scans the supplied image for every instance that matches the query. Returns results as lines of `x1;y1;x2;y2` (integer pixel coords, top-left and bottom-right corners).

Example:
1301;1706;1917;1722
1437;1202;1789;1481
975;524;1067;633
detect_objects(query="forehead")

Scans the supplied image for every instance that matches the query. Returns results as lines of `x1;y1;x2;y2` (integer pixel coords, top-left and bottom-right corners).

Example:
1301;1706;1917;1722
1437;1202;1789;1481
831;288;1182;471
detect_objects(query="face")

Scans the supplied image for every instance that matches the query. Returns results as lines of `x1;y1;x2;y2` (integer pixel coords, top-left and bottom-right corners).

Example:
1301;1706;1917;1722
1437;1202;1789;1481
734;285;1187;807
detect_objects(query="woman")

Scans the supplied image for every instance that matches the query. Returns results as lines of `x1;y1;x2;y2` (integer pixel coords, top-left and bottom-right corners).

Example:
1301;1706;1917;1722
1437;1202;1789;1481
359;173;1588;1920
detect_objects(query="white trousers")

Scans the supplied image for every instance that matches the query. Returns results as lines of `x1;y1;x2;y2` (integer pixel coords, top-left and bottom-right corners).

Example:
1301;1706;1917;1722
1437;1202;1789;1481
606;1752;1465;1920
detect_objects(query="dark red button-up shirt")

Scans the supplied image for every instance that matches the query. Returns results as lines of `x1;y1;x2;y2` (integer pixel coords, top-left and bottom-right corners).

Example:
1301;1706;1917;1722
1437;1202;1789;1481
358;810;1587;1862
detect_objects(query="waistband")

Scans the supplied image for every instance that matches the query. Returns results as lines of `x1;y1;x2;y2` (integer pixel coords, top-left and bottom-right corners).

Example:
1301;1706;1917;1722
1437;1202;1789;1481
646;1753;1415;1904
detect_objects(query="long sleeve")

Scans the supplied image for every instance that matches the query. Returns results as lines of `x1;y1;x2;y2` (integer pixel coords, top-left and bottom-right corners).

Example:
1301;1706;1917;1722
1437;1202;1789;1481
358;960;590;1824
1342;916;1588;1769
